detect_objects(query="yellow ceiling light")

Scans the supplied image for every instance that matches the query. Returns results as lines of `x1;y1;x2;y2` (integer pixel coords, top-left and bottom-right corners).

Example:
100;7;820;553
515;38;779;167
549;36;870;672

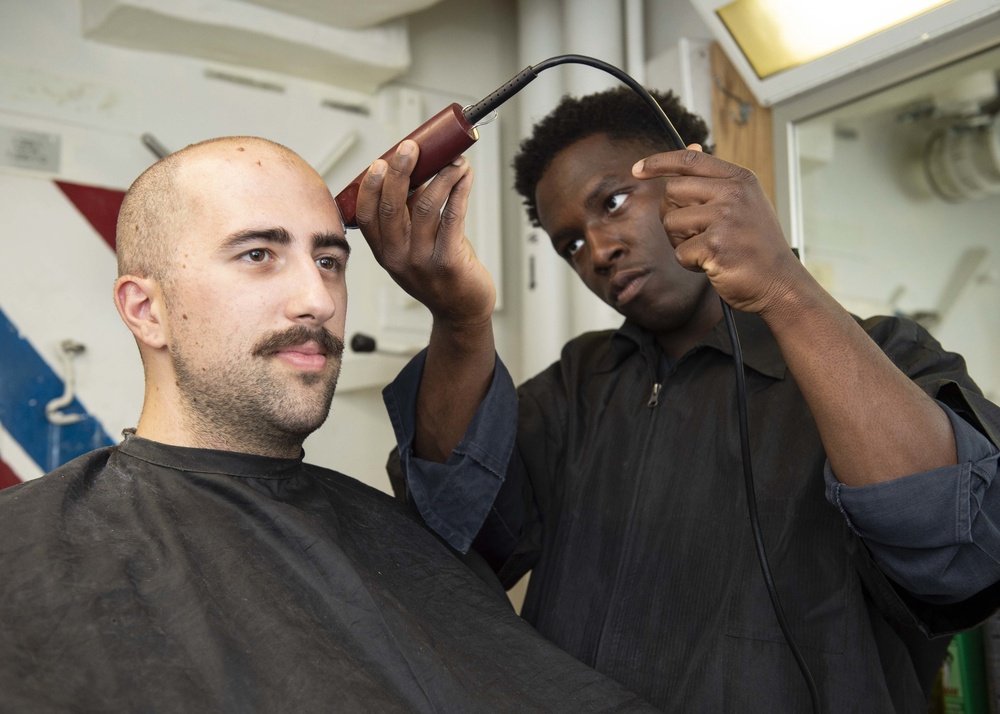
717;0;954;78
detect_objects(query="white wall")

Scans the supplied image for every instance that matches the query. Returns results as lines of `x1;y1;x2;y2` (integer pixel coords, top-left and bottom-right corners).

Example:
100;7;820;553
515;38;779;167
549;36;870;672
645;0;714;58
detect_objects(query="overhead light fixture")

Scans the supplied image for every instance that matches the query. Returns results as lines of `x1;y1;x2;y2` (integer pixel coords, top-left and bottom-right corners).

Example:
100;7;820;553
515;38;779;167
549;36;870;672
691;0;1000;105
717;0;952;79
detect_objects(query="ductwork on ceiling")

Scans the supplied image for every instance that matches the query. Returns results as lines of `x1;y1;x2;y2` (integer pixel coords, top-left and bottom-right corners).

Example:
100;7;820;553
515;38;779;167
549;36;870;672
80;0;446;93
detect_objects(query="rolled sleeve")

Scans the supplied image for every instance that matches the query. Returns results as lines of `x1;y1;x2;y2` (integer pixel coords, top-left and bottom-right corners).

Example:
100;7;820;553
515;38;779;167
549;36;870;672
825;401;1000;603
383;349;518;553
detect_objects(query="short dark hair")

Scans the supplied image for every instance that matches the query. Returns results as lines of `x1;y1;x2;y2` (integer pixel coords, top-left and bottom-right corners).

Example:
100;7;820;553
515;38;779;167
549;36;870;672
512;87;712;226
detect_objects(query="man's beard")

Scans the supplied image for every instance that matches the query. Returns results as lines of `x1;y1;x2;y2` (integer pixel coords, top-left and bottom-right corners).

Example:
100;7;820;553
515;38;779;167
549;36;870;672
171;324;345;457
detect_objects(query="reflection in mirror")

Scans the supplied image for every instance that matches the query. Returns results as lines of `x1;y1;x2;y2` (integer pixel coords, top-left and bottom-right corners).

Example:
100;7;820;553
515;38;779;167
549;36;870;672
793;45;1000;401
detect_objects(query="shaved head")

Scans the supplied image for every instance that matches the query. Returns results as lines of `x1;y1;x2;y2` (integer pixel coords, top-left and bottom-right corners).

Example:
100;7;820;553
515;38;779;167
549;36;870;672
112;134;348;456
116;136;303;282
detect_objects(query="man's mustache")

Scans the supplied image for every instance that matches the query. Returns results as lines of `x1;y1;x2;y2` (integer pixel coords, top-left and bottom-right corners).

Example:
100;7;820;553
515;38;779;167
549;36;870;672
251;325;345;360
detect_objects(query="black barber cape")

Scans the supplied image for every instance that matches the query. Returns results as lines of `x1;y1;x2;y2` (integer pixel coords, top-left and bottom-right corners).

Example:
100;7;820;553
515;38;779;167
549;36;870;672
0;436;656;713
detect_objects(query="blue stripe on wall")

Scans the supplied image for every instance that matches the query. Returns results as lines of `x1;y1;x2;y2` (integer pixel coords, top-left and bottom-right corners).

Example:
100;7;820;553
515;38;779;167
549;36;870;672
0;306;114;473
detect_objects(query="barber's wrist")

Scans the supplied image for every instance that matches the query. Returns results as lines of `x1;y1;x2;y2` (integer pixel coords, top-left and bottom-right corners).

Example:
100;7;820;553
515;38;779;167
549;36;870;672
756;269;834;332
430;312;494;351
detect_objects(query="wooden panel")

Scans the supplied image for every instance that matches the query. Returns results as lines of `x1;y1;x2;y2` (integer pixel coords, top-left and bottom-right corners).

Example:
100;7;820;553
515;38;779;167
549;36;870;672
709;42;776;206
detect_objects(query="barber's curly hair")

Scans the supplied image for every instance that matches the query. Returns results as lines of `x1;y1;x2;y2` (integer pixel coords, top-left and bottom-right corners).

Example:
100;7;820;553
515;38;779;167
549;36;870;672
512;86;712;227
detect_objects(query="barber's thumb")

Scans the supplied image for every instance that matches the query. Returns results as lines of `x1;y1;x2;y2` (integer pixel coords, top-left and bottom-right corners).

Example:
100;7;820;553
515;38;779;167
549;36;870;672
687;143;703;152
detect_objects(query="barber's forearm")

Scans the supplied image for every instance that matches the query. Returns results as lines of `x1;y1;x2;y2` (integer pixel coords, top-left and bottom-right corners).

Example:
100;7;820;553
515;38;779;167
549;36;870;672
413;316;496;463
762;280;957;487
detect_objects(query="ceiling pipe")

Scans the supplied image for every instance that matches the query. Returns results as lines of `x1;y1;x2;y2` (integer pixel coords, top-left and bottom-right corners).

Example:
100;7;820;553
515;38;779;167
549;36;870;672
625;0;646;86
516;0;573;379
562;0;630;337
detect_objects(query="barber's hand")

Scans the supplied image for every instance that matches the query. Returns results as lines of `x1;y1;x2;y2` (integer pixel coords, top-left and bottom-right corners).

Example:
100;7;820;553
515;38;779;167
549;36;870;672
355;139;496;329
633;146;815;318
357;140;497;464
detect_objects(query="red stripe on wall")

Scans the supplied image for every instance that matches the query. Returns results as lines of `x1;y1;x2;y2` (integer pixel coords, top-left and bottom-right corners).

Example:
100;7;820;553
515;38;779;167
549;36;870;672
54;181;126;252
0;457;22;490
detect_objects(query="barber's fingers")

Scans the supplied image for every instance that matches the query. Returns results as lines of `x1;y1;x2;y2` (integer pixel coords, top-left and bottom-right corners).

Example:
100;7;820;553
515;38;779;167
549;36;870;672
633;145;741;180
408;161;494;322
439;164;473;246
665;203;762;278
367;140;420;256
354;143;493;320
354;142;423;278
356;140;472;255
633;150;762;223
662;202;707;246
407;157;473;258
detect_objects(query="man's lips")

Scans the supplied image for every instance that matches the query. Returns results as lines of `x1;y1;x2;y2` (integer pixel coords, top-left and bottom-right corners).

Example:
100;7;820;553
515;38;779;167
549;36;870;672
609;269;649;307
282;340;325;356
252;326;345;374
274;342;329;372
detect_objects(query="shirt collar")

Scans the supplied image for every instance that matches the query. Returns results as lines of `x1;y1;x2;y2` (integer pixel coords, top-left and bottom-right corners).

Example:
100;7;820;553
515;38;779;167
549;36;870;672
118;433;305;479
609;310;787;380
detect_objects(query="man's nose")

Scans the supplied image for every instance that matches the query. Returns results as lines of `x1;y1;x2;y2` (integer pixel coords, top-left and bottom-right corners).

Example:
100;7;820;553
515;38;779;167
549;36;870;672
589;227;625;273
285;257;338;325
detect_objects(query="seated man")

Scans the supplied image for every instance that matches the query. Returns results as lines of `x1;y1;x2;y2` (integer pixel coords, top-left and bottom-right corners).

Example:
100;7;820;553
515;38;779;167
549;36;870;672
0;136;656;713
385;88;1000;712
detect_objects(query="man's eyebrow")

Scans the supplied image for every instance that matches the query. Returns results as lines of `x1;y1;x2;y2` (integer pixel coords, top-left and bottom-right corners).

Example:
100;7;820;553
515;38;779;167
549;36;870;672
313;233;351;256
547;226;578;249
585;175;621;210
218;228;349;257
220;227;292;250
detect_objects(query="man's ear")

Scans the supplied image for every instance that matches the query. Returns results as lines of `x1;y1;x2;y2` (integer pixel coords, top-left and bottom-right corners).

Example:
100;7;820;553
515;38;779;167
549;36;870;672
114;275;167;349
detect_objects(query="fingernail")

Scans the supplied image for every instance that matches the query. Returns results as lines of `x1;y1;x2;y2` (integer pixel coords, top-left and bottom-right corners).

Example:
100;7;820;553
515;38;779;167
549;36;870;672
452;156;466;167
632;160;644;175
398;140;414;156
371;159;386;176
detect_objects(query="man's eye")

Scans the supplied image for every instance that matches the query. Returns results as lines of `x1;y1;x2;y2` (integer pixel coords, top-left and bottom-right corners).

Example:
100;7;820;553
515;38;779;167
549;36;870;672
563;238;585;259
606;192;627;214
316;255;344;272
244;249;269;262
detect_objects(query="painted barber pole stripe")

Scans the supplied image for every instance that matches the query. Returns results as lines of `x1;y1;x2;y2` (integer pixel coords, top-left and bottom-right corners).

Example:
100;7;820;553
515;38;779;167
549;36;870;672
54;180;122;251
0;458;20;489
0;173;129;488
0;421;43;487
0;306;114;482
